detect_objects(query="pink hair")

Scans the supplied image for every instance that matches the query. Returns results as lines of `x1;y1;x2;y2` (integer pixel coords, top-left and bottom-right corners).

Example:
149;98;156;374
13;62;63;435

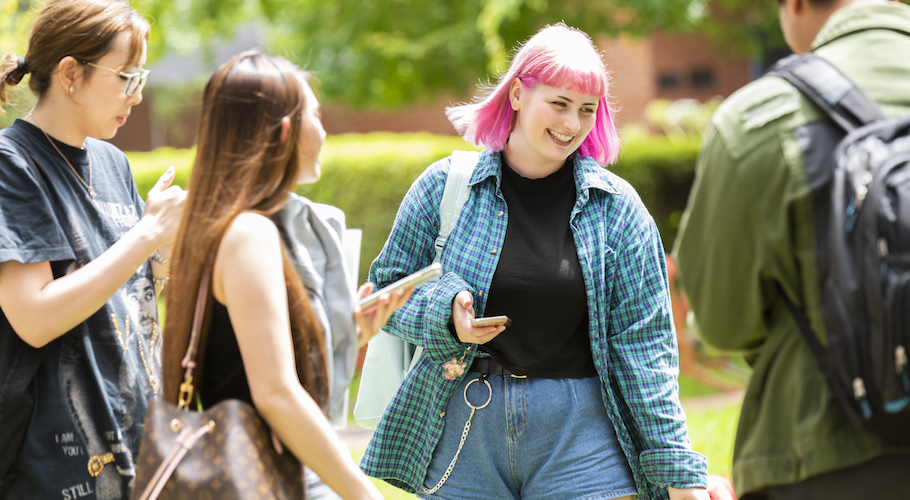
446;23;620;166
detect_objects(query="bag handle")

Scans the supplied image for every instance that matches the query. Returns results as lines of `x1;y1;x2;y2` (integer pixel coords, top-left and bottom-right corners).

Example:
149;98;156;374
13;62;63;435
137;421;215;500
177;271;211;410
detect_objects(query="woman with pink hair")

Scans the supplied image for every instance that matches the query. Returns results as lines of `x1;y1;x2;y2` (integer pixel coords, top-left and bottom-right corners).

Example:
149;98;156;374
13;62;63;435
362;23;708;500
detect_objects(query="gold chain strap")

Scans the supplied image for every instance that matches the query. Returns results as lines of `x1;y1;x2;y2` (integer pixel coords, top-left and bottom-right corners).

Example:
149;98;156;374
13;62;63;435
422;374;492;495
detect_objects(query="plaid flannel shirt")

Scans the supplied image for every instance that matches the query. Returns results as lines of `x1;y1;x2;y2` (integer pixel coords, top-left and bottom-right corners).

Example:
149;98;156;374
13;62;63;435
362;149;707;499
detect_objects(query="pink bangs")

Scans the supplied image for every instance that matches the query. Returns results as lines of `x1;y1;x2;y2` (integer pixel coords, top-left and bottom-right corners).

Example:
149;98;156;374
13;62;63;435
517;59;607;99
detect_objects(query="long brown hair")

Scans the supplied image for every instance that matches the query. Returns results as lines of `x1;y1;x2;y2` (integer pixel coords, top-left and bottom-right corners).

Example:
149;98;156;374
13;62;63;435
1;0;149;112
162;51;328;409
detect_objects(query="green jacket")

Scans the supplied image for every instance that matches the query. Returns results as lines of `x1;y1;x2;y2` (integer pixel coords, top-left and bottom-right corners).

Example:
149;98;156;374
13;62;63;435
674;3;910;497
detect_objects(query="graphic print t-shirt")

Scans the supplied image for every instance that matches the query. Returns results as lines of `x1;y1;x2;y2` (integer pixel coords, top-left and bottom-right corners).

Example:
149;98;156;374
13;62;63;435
0;120;158;499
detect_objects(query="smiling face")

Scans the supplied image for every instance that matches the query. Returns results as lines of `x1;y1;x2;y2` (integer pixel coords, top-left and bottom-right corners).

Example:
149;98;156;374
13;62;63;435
76;30;147;140
504;81;599;178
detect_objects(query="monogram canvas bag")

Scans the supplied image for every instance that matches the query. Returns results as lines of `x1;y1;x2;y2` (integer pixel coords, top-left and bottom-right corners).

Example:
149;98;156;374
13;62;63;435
131;272;305;499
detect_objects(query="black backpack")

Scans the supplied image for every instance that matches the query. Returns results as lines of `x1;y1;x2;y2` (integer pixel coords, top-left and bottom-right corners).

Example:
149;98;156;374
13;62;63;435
766;53;910;438
0;132;50;490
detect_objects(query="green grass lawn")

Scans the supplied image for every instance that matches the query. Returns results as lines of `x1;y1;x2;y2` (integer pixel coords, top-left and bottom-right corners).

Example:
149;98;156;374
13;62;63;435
686;400;740;476
350;448;418;500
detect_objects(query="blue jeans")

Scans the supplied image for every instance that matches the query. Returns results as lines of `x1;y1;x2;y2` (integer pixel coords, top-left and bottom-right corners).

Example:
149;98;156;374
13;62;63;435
418;373;637;500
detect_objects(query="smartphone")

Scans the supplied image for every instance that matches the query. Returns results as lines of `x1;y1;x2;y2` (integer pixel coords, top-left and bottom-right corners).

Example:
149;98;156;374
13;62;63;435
470;315;512;328
357;262;443;310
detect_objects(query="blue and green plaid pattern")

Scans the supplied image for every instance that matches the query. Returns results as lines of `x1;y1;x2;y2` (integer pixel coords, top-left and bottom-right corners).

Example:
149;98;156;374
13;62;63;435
362;150;707;499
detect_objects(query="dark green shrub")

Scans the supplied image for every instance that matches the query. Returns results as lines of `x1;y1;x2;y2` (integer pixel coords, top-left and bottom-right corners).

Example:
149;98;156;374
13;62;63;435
297;133;478;281
611;136;701;249
127;146;196;194
127;133;698;283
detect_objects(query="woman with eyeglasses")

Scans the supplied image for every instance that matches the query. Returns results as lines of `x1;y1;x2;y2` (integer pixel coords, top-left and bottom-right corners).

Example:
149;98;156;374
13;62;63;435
0;0;184;497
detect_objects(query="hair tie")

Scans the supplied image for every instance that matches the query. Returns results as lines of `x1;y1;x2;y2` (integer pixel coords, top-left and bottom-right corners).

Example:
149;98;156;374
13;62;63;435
6;57;28;85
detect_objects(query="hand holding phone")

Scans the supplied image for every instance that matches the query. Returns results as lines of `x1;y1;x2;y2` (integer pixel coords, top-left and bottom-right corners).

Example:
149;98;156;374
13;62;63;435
470;315;512;328
356;263;443;310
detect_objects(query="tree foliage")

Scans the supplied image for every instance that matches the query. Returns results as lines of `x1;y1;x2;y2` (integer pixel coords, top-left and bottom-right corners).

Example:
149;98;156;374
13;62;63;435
257;0;746;108
1;0;789;109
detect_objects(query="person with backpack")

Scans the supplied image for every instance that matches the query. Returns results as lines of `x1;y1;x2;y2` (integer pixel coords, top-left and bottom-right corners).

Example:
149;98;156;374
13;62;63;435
0;1;185;497
674;0;910;498
362;23;709;500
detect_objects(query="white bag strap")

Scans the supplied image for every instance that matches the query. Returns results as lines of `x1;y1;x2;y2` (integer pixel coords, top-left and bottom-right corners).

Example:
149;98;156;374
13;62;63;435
410;150;478;373
434;150;480;262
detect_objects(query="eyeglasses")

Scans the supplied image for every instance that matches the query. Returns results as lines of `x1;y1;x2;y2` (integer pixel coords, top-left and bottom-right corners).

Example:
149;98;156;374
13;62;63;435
78;60;150;97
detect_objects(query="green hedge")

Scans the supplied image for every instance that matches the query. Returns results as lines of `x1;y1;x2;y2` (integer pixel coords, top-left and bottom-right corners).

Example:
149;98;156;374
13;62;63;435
611;137;701;248
127;133;699;283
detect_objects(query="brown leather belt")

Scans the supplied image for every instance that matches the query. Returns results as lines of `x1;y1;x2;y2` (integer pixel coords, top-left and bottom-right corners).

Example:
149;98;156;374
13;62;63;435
469;357;527;378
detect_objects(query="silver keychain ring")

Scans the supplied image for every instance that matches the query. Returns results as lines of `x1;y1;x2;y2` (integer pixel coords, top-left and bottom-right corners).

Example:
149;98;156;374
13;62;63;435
463;377;492;410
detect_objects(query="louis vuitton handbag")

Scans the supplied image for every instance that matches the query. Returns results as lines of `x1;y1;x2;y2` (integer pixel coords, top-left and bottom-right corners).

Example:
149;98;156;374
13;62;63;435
131;272;305;500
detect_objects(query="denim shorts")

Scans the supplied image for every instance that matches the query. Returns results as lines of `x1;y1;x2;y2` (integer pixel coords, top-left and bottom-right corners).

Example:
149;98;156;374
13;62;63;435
418;373;637;500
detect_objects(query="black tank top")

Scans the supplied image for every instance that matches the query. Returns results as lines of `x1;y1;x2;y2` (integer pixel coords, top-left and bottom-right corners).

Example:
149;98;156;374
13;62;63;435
200;300;253;408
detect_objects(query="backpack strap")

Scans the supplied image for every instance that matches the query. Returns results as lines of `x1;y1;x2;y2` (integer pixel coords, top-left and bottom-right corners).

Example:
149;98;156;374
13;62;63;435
407;150;478;373
776;284;827;366
434;150;480;262
766;53;886;132
776;283;873;420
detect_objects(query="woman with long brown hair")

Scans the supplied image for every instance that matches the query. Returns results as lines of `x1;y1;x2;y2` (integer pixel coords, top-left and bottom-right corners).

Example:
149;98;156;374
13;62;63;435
0;0;184;497
162;50;400;499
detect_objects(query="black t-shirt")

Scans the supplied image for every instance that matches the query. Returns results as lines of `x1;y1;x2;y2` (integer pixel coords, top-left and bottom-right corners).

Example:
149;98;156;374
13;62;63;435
0;120;156;498
480;156;597;378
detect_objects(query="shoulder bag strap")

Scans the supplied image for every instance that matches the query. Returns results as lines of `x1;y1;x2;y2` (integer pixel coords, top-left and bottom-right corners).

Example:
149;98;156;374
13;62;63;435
177;271;211;409
765;53;886;132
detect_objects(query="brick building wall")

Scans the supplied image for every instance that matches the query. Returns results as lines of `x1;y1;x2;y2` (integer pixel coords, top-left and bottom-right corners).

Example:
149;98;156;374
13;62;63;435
597;31;753;131
597;33;657;130
649;31;755;103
